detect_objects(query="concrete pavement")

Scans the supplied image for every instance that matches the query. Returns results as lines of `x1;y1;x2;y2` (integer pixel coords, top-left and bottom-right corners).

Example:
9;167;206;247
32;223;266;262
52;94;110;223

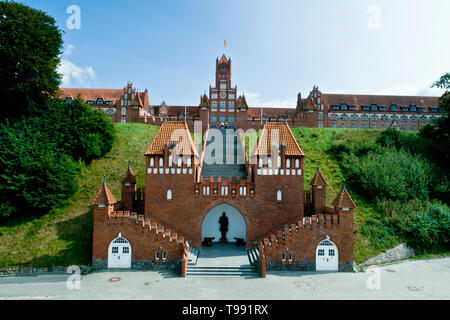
0;257;448;300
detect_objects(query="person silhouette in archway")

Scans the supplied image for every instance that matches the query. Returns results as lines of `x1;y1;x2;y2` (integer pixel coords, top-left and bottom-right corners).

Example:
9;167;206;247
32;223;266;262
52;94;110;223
219;212;229;242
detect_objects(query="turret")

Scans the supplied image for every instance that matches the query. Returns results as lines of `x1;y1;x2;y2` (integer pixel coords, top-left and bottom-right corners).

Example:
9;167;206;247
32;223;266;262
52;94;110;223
92;175;117;217
120;161;137;211
331;182;356;214
310;164;328;214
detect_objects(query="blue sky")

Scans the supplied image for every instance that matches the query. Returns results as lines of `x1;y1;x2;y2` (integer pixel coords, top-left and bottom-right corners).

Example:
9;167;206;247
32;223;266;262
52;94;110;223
20;0;450;107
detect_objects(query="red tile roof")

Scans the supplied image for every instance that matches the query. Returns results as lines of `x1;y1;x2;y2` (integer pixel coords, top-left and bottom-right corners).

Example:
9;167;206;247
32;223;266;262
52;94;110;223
322;93;438;111
255;122;304;156
145;122;199;156
310;169;328;186
92;184;117;205
331;186;356;209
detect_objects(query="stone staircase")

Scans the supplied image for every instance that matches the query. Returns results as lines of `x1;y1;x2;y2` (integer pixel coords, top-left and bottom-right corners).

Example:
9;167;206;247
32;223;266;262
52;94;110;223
201;128;248;182
185;243;260;277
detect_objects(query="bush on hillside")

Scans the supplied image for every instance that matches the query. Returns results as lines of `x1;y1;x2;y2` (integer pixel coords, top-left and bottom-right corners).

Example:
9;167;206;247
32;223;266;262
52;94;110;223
340;149;433;201
0;99;115;220
393;202;450;253
0;121;79;218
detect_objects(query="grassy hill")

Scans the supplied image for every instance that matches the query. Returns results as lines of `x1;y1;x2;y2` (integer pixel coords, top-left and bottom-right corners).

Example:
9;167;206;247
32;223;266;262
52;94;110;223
0;124;410;267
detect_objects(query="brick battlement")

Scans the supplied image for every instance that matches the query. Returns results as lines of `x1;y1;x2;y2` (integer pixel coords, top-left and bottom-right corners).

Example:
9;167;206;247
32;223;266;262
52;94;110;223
107;210;189;246
194;175;255;197
259;212;343;248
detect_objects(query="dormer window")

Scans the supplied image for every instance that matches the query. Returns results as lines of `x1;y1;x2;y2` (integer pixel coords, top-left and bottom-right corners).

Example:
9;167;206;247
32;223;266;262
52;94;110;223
349;106;356;111
390;105;398;111
65;97;73;103
87;100;95;105
96;98;104;105
410;105;416;112
371;104;378;111
340;104;348;110
362;106;370;111
332;105;339;110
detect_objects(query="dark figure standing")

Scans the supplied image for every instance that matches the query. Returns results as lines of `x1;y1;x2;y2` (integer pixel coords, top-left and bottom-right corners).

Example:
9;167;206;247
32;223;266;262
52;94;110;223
219;212;229;243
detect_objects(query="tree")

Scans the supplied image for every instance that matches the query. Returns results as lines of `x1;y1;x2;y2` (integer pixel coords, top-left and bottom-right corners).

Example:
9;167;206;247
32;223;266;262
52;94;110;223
0;1;63;120
419;73;450;171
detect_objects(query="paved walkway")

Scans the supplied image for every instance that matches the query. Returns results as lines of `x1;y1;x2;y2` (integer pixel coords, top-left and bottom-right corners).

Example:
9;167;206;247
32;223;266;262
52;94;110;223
0;257;449;300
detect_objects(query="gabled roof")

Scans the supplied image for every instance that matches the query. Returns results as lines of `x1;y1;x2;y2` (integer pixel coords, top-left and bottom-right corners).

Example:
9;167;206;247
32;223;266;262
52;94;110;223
120;161;137;184
199;94;210;107
331;185;356;209
218;54;228;64
255;122;305;156
92;178;117;205
145;122;199;157
238;95;248;109
310;167;328;186
59;88;122;103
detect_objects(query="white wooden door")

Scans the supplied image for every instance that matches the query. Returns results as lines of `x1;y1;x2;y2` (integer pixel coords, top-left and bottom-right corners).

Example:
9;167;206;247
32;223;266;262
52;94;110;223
108;236;132;268
316;238;338;271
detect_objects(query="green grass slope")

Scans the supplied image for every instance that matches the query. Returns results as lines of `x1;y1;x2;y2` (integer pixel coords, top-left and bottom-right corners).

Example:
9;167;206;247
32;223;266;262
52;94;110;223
0;124;159;267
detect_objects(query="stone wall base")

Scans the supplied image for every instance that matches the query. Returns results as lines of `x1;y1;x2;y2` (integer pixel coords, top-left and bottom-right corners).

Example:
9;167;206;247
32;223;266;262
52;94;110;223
92;258;181;273
266;261;353;272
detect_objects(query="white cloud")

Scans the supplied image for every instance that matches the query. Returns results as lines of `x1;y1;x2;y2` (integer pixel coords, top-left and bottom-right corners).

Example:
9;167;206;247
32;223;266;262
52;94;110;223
242;91;297;108
64;44;75;56
58;58;96;87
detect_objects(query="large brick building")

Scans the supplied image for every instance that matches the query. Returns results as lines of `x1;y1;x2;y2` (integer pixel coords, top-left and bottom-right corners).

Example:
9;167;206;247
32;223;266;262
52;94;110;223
86;54;441;276
92;119;356;275
61;54;442;131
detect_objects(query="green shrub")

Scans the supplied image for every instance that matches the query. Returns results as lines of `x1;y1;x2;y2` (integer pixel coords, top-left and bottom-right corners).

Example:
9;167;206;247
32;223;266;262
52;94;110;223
341;149;432;201
0;121;79;218
394;202;450;253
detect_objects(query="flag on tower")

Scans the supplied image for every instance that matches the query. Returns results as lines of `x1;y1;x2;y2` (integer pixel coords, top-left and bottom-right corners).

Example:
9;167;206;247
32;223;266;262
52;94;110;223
224;39;227;49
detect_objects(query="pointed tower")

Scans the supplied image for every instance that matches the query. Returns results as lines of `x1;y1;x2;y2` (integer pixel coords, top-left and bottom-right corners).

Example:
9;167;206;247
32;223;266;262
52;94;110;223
331;183;356;213
310;164;328;214
92;175;117;219
120;161;137;212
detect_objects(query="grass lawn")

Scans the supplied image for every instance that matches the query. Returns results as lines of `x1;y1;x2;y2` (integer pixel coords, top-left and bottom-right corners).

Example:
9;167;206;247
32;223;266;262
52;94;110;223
0;124;406;268
0;123;159;268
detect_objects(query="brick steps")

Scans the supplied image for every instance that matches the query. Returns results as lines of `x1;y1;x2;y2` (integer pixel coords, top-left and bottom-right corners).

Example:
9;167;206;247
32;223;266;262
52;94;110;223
186;266;259;277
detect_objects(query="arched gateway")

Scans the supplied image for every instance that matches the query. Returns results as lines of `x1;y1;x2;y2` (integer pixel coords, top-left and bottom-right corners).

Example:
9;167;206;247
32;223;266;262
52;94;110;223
201;203;246;245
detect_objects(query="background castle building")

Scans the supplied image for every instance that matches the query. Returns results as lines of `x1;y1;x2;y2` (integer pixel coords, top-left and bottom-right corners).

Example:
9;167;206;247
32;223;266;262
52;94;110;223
60;55;442;132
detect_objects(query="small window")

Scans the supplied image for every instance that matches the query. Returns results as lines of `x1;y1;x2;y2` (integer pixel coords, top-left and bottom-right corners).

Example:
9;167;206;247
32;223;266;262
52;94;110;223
390;105;398;111
150;158;154;167
258;158;263;168
97;98;104;105
177;158;182;167
286;159;290;168
277;156;281;168
122;247;129;254
167;189;172;200
159;158;164;167
282;253;286;261
288;253;293;261
277;190;282;201
211;116;217;122
329;249;335;256
112;247;119;254
318;249;325;256
155;252;160;260
187;157;192;168
295;159;300;168
162;252;167;260
168;155;173;167
268;158;272;168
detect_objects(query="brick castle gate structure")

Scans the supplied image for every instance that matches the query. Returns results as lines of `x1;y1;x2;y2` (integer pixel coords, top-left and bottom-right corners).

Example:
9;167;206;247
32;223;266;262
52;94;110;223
89;53;363;276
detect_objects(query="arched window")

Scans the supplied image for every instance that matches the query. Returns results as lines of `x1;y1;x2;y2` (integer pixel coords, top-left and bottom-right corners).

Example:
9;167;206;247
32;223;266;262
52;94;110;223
277;156;281;168
177;158;182;167
286;159;291;168
268;158;272;168
187;157;192;168
168;155;173;167
167;189;172;200
258;158;263;168
159;158;164;167
277;189;282;201
149;158;154;167
295;159;300;168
